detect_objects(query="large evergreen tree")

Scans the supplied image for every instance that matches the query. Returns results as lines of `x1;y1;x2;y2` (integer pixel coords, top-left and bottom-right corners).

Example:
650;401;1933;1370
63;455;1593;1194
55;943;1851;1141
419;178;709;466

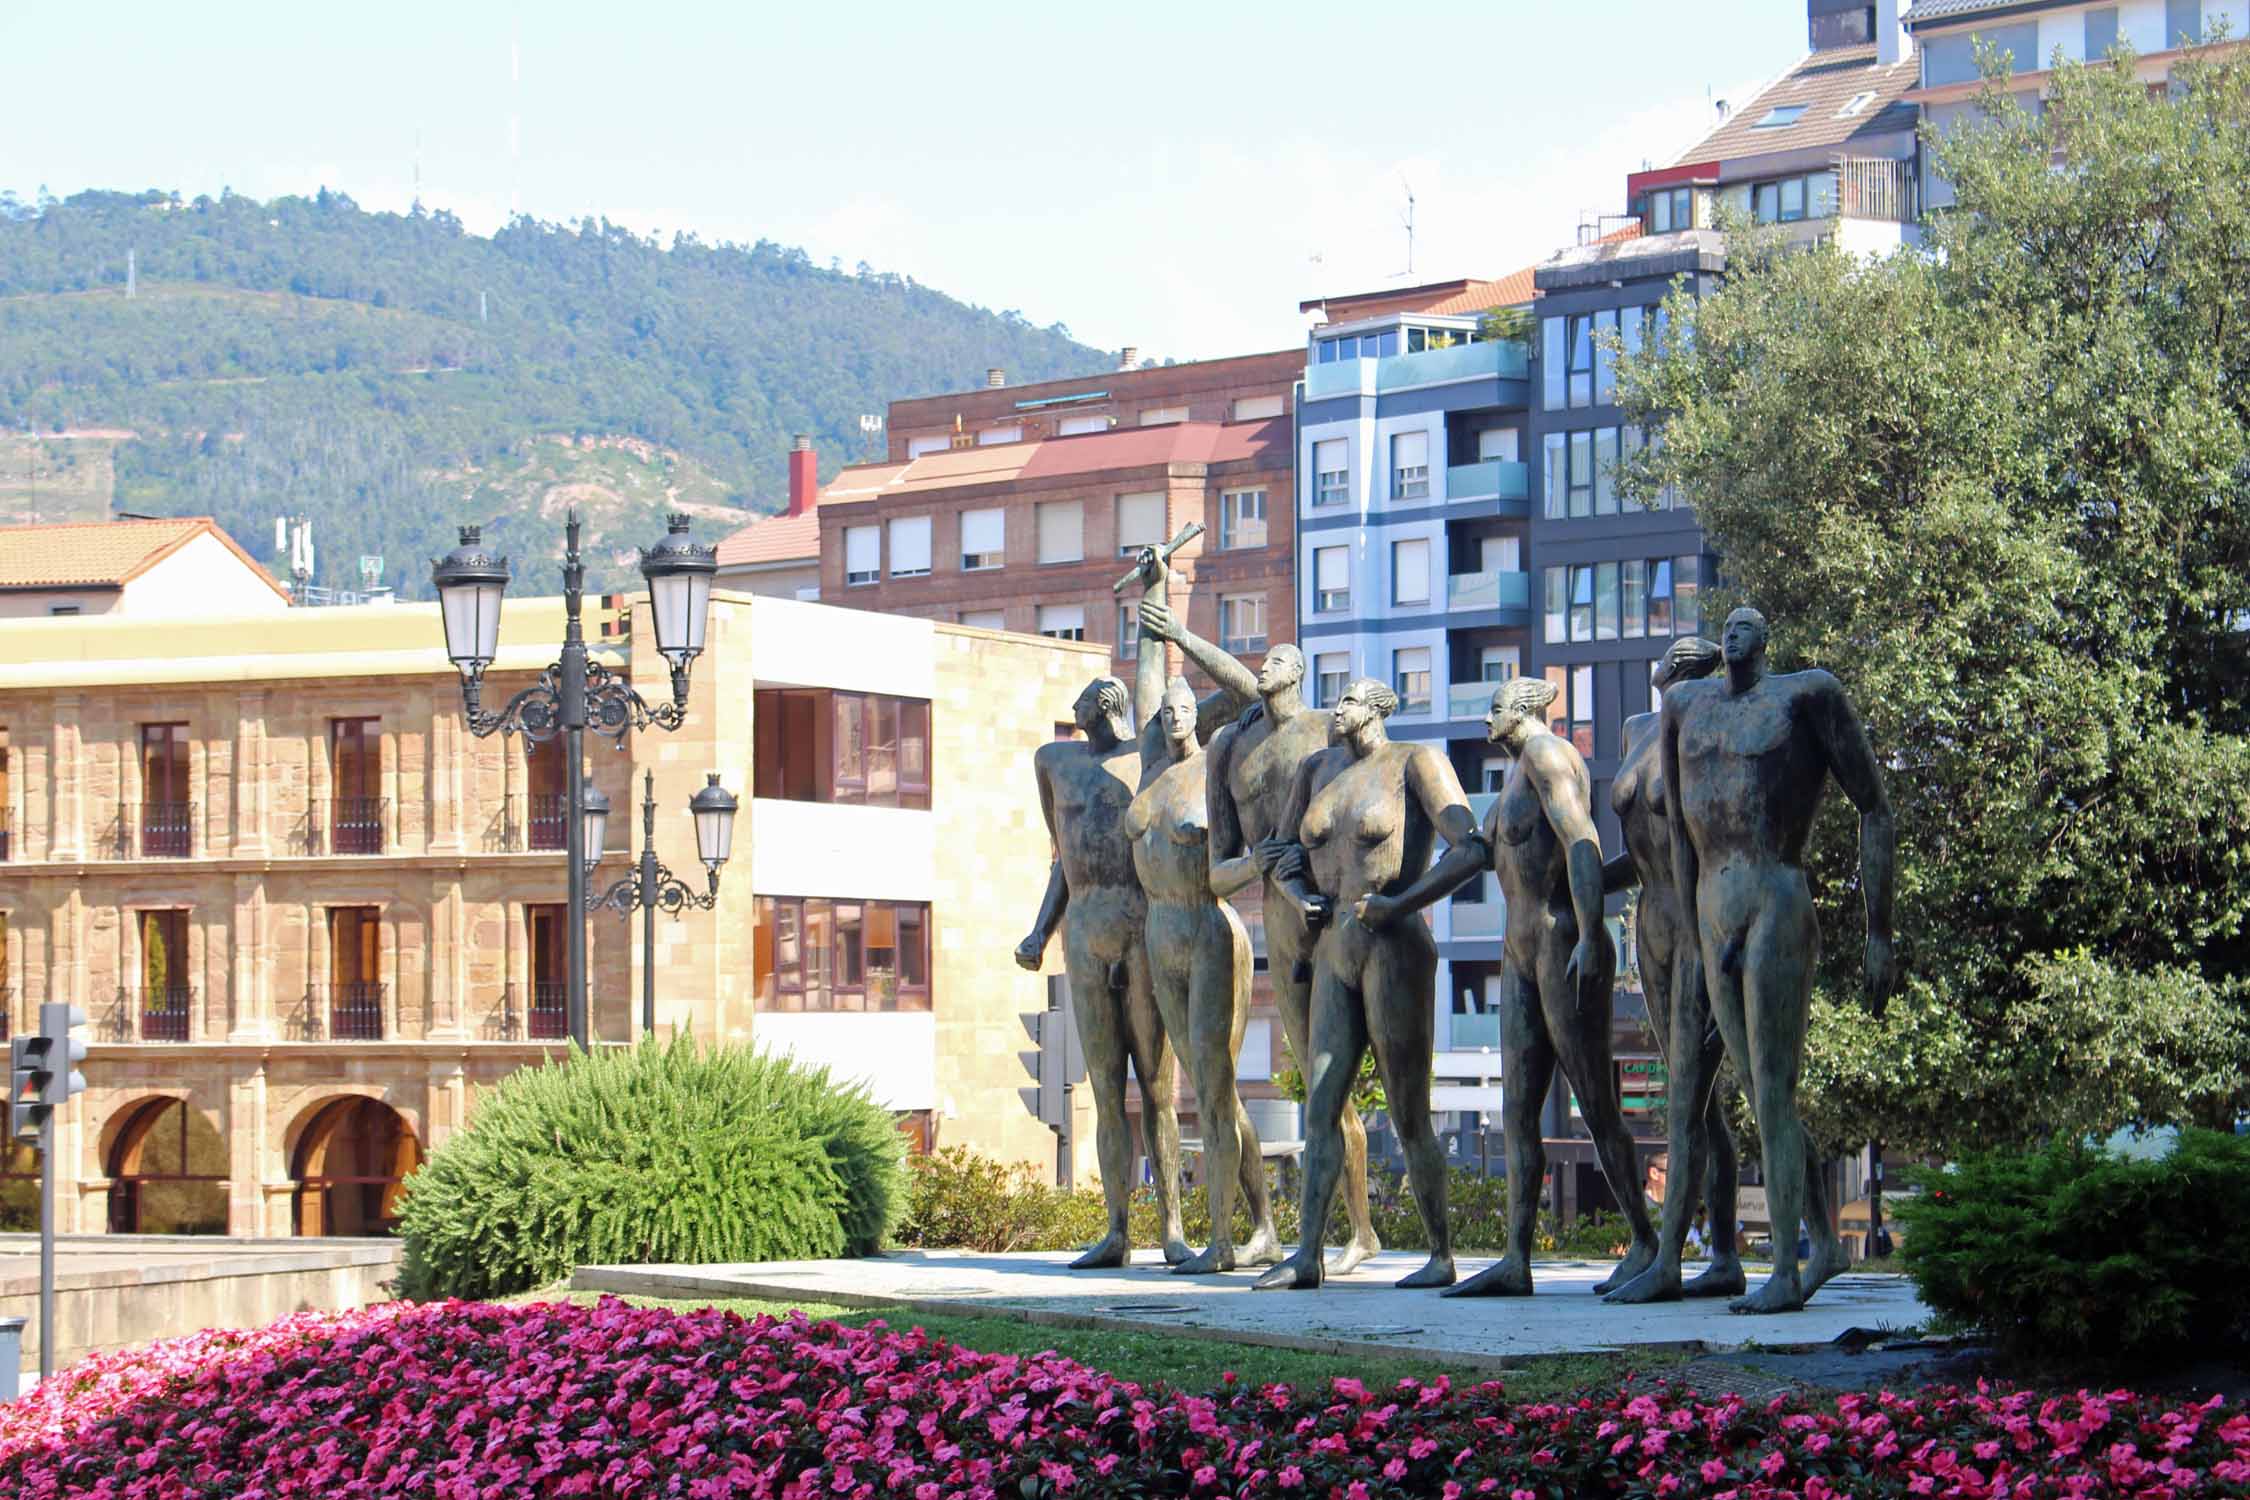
1621;40;2250;1156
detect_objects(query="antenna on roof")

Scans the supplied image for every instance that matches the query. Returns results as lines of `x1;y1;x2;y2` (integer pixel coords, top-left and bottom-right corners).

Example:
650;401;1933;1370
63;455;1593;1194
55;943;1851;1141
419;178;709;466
1392;179;1416;280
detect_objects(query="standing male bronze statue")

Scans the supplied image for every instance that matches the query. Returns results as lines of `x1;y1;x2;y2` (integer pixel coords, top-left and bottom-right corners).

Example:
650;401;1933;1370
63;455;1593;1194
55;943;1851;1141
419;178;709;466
1656;607;1896;1314
1443;676;1659;1299
1254;678;1489;1291
1604;637;1853;1306
1014;534;1258;1268
1157;632;1383;1275
1128;669;1282;1273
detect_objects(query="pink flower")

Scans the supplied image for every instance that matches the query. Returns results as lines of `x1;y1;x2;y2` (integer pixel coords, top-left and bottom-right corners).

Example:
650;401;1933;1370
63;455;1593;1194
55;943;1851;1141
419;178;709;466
1702;1459;1729;1483
1278;1465;1303;1489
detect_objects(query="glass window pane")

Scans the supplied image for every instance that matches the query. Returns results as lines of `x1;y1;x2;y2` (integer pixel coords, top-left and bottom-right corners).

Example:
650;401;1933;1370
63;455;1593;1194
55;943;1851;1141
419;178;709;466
1754;182;1779;224
1621;560;1646;640
834;903;865;1007
1594;310;1617;404
899;700;930;808
1543;433;1566;518
1544;666;1570;737
1649;559;1674;636
1595;428;1619;515
1780;176;1806;221
1569;432;1592;517
1569;565;1594;642
1675;556;1701;635
1544;568;1567;644
1595;562;1620;641
1542;318;1565;410
1571;665;1596;757
833;694;866;801
802;899;833;1010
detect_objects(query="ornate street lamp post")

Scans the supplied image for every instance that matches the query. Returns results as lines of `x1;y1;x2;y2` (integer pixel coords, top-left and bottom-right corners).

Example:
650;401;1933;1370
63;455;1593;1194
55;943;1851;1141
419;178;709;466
585;770;738;1035
430;511;717;1047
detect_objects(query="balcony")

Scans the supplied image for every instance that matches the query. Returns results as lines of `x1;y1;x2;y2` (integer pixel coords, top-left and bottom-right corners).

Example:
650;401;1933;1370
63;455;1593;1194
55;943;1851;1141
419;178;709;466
1449;1010;1502;1049
528;982;568;1040
321;797;388;856
1304;339;1528;401
297;983;387;1041
1448;681;1500;721
1445;460;1530;512
1448;869;1507;939
140;801;193;859
110;987;192;1042
1446;570;1532;615
527;793;568;852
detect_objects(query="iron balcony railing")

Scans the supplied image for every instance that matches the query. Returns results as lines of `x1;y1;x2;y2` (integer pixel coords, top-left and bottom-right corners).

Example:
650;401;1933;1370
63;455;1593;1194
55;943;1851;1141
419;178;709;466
528;981;568;1040
527;793;568;852
140;801;193;858
327;796;387;855
118;986;192;1042
301;982;387;1041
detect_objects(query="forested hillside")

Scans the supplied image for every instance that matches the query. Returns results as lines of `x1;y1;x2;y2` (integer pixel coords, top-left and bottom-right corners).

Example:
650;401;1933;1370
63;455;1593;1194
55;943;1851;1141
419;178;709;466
0;188;1108;595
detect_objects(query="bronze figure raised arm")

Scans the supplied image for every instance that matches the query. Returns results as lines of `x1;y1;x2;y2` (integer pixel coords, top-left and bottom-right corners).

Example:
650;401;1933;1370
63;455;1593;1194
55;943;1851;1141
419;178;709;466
1657;606;1896;1314
1443;676;1659;1299
1251;677;1489;1291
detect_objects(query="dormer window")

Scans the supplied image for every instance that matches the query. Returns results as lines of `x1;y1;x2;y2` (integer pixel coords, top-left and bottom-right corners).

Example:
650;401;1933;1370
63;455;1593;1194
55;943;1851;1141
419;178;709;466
1752;103;1808;129
1837;90;1877;118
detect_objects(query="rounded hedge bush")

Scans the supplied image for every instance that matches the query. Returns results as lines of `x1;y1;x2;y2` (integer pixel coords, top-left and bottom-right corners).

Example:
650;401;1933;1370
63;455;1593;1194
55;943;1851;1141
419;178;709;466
397;1035;907;1300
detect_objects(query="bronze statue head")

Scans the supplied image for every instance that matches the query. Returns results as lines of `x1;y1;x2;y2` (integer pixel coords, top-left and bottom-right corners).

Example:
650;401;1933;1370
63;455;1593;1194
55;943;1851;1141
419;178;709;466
1486;676;1560;755
1256;643;1307;697
1073;676;1132;739
1654;635;1723;690
1721;607;1769;668
1159;675;1199;750
1329;676;1399;746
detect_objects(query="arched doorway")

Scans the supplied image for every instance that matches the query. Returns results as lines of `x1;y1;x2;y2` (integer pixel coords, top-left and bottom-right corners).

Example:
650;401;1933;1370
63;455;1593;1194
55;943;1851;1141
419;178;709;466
104;1097;229;1234
290;1097;421;1236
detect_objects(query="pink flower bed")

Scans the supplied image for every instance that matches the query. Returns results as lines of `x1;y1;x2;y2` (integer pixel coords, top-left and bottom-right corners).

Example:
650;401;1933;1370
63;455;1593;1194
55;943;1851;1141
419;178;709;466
1;1297;2244;1498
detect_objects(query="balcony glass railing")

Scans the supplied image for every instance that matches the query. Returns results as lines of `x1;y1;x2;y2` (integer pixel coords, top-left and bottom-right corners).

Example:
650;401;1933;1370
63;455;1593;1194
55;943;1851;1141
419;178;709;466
1444;459;1529;504
1446;570;1532;613
1449;1011;1502;1049
1449;681;1501;720
1304;338;1528;400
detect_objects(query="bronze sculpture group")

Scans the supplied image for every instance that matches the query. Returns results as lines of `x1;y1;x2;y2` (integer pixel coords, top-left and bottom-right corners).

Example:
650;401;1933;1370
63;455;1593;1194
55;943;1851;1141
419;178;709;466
1015;529;1898;1315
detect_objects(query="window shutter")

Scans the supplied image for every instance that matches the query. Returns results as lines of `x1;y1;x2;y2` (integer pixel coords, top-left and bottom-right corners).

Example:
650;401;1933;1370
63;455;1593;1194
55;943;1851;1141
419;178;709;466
844;525;880;578
1316;546;1349;592
1116;491;1166;551
1036;502;1083;564
961;508;1004;557
888;516;931;575
1392;430;1429;470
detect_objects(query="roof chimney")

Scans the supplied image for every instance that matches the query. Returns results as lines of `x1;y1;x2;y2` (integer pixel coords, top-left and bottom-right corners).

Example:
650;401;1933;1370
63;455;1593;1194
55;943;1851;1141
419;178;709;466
1876;0;1910;64
1118;346;1139;371
986;367;1005;388
787;434;817;518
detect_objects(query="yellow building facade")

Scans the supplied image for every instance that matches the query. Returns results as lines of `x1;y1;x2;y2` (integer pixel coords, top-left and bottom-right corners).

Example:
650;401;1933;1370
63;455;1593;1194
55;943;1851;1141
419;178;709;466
0;590;1101;1237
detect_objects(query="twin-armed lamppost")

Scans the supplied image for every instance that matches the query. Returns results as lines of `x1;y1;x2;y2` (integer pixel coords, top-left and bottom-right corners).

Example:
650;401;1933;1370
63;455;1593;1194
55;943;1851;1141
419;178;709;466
584;769;738;1036
430;510;720;1048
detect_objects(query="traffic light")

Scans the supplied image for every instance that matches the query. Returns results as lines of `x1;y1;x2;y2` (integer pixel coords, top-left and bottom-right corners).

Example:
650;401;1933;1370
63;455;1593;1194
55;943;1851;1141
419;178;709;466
1016;977;1085;1128
11;1004;89;1141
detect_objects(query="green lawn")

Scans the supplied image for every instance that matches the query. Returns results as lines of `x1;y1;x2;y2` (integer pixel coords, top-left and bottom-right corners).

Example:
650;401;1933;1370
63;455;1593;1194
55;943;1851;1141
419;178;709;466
550;1289;1688;1401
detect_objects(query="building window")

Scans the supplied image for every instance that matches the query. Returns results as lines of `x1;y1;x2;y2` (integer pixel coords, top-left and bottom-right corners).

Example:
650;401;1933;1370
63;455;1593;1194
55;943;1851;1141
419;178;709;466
1056;413;1110;436
1390;538;1431;607
324;905;384;1041
1594;309;1618;405
1314;439;1348;508
1542;317;1566;410
1543;567;1566;644
1752;103;1807;130
1749;172;1839;225
1595;562;1621;641
47;603;80;616
1117;602;1139;660
1571;665;1595;756
1035;501;1083;565
1568;430;1593;517
977;424;1022;446
1115;491;1166;556
1038;603;1086;641
1480;644;1519;683
1567;315;1595;407
1648;558;1675;636
328;717;383;855
960;508;1004;571
1479;426;1518;462
1392;647;1432;715
958;609;1005;630
844;524;881;586
1233;394;1284;421
2085;6;2120;57
2167;0;2201;45
139;722;191;858
754;688;931;809
1594;427;1620;515
1569;565;1595;642
1675;555;1702;635
1621;559;1647;640
1620;305;1646;366
136;908;191;1041
1811;4;1874;47
888;516;932;578
1139;406;1188;426
1543;432;1566;519
1220;594;1266;654
755;896;932;1013
1318;331;1398;362
1314;653;1349;708
1646;186;1693;233
1390;431;1430;501
1314;546;1350;613
1221;488;1267;550
906;434;950;459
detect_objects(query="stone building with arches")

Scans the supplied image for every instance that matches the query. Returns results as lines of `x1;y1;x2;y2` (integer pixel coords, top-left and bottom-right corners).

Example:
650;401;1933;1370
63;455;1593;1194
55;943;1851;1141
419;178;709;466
0;576;1101;1237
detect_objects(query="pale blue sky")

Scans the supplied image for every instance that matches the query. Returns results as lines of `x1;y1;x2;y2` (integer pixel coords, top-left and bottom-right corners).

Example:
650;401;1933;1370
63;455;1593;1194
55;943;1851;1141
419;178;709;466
1;1;1797;359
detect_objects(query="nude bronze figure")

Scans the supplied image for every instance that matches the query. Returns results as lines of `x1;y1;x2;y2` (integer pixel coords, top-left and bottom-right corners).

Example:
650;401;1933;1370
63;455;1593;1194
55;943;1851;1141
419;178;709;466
1252;678;1490;1291
1656;607;1896;1314
1176;636;1382;1275
1442;676;1659;1299
1604;636;1852;1306
1128;671;1282;1273
1014;540;1257;1269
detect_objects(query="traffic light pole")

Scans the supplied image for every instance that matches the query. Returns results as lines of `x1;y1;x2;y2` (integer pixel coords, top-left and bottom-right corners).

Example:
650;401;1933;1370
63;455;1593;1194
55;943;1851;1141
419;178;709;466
38;1108;53;1381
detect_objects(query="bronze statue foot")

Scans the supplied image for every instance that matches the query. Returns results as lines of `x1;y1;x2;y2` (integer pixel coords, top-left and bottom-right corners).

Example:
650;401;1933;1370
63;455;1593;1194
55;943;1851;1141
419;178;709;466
1238;1227;1286;1268
1593;1237;1661;1295
1681;1258;1748;1299
1395;1254;1457;1290
1601;1261;1683;1305
1728;1274;1807;1315
1171;1244;1235;1275
1326;1233;1382;1276
1161;1235;1193;1266
1070;1232;1133;1271
1441;1258;1533;1298
1251;1249;1323;1291
1802;1241;1852;1298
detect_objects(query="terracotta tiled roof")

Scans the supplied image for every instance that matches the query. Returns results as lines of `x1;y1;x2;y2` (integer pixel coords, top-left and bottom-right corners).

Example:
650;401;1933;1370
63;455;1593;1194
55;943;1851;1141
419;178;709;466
818;418;1288;510
714;509;822;569
1306;225;1642;325
1677;45;1920;165
0;516;287;598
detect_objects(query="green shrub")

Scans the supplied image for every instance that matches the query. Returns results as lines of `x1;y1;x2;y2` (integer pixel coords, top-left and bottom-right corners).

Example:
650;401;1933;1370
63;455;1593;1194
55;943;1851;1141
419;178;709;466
397;1035;907;1300
1896;1128;2250;1363
896;1148;1109;1253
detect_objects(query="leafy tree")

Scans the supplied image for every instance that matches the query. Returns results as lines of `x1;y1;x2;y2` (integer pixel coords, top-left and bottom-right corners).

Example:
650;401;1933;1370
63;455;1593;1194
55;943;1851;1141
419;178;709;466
1618;40;2250;1157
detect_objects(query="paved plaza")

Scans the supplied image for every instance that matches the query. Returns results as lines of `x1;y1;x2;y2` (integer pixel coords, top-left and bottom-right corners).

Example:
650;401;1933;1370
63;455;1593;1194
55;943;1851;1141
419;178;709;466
575;1250;1931;1372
